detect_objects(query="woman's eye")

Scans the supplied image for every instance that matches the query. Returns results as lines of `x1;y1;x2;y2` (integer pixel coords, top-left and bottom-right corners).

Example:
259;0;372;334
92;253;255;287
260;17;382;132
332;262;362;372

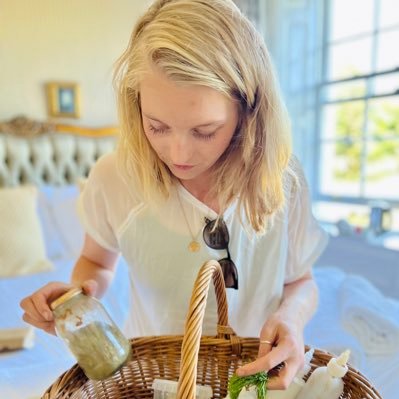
148;124;216;140
149;125;168;135
193;130;216;141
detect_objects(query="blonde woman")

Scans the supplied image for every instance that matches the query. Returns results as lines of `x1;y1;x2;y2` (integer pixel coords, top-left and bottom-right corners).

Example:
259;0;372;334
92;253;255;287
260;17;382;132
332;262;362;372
21;0;328;390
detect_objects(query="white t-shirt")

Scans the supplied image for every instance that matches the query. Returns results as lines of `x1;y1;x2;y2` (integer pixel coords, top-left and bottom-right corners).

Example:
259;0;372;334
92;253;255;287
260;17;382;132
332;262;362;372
78;152;328;338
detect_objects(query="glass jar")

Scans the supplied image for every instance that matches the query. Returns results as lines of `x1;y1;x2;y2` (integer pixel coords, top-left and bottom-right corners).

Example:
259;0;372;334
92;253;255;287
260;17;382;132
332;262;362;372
50;287;131;380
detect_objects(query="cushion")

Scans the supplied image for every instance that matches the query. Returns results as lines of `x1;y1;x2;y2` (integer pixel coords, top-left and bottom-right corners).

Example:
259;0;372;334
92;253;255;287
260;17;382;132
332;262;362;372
0;186;53;277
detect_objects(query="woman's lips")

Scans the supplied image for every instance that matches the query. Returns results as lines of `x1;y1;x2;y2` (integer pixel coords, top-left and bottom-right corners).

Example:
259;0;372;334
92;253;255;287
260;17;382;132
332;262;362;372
173;164;194;170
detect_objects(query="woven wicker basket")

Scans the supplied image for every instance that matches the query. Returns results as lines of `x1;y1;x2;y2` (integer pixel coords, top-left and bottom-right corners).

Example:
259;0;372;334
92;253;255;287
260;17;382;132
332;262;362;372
42;260;382;399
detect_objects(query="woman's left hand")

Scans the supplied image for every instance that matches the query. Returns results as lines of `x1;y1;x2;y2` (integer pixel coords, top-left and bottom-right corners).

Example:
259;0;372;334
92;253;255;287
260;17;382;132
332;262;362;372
235;312;305;390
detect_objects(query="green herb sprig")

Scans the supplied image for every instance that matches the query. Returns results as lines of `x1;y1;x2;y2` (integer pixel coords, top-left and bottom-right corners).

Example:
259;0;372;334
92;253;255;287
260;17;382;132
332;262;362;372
228;372;269;399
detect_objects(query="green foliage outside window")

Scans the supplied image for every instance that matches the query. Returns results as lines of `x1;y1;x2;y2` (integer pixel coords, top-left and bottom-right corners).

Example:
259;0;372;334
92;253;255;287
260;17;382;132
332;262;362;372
333;89;399;182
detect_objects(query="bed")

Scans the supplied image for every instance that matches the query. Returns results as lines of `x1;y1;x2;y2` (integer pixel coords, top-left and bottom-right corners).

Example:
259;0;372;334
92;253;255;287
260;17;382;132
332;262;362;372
0;117;398;399
0;117;128;398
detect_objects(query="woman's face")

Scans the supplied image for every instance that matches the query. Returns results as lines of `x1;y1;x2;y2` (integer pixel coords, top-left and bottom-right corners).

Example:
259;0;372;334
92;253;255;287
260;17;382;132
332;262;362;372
140;67;239;186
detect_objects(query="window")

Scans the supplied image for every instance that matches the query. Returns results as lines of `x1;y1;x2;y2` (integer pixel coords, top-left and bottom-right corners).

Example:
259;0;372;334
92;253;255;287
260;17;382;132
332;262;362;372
318;0;399;204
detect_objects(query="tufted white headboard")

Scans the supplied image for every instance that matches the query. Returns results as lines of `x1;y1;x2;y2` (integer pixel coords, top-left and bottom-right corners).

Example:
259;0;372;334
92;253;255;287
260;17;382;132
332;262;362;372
0;117;117;186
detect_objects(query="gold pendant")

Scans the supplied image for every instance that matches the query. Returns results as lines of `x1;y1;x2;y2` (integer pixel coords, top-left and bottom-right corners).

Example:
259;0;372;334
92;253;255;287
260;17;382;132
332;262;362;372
188;240;200;252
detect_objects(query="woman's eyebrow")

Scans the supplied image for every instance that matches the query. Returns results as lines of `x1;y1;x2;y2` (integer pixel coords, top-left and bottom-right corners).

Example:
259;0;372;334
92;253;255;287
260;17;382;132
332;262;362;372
143;114;170;127
195;121;225;128
143;114;224;129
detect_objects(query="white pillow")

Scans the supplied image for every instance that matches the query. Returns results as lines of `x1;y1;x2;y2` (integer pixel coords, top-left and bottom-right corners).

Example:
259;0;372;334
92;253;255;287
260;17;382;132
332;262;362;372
0;186;53;277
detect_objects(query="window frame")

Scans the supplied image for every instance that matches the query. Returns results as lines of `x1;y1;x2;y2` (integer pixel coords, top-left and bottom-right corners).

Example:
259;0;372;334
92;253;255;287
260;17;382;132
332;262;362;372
315;0;399;207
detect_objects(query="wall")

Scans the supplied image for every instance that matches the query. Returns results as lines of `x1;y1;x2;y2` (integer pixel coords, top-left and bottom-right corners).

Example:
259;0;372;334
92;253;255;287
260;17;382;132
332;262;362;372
0;0;149;126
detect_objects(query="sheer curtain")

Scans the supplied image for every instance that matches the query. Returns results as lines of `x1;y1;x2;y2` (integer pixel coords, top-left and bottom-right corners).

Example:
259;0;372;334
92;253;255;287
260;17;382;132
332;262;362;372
234;0;260;25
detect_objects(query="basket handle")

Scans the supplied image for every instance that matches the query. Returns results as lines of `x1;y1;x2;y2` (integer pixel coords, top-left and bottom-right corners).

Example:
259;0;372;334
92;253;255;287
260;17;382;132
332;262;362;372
177;260;235;399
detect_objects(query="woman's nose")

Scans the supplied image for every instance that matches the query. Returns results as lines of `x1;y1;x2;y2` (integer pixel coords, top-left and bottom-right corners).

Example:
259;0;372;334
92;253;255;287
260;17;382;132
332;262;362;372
169;135;193;163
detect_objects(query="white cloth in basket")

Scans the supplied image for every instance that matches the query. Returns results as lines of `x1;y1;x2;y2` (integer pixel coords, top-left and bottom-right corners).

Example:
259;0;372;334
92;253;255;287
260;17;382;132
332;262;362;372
338;274;399;356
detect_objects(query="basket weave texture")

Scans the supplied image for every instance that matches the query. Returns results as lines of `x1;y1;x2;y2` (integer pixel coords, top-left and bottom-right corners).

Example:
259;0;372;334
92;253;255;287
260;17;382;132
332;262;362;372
42;260;382;399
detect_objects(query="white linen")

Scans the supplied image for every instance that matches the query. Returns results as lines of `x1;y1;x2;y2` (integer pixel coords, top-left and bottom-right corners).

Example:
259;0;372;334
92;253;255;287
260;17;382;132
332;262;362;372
38;185;85;260
338;274;399;356
0;258;130;399
0;260;75;399
365;350;399;399
310;267;399;399
305;268;367;370
0;185;130;399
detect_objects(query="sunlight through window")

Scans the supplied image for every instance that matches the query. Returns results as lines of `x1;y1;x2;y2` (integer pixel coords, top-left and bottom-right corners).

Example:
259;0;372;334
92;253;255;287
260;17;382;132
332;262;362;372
318;0;399;204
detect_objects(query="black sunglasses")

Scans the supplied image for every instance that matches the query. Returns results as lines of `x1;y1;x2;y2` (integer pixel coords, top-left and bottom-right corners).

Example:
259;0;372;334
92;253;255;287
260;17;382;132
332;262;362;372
203;217;238;289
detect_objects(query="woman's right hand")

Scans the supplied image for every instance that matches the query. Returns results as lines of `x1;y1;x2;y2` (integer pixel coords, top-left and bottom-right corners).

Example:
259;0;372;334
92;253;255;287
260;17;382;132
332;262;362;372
20;280;98;335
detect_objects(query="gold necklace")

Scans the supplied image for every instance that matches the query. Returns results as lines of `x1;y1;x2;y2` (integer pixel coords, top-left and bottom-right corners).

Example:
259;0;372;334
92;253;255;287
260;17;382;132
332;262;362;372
176;187;202;253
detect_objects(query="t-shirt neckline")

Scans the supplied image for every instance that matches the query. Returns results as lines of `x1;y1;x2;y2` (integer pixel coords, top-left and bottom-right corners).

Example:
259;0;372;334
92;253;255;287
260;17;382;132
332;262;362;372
176;183;237;221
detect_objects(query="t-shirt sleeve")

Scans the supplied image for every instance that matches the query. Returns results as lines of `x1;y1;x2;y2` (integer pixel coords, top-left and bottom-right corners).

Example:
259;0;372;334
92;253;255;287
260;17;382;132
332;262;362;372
284;166;329;283
77;154;120;253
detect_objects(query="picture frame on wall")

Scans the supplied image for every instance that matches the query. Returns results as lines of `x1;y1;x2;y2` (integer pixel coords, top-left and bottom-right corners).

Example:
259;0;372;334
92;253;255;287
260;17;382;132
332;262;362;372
46;82;81;118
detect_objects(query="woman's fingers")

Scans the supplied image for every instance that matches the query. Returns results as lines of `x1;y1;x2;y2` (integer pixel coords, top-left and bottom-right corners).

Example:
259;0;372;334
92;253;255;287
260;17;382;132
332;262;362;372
236;343;291;377
19;296;42;322
20;279;98;335
81;279;98;297
20;281;74;331
37;282;75;306
267;357;303;390
236;330;304;391
30;291;55;321
257;318;281;358
236;347;303;390
22;313;56;335
21;282;72;316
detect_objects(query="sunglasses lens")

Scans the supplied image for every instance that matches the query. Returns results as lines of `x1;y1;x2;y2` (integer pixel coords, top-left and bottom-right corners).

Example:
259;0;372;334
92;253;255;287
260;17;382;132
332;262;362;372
219;258;238;289
203;219;229;249
203;218;238;289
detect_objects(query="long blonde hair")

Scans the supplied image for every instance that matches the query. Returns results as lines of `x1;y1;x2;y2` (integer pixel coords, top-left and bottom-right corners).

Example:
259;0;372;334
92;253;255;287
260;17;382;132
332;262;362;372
114;0;294;234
